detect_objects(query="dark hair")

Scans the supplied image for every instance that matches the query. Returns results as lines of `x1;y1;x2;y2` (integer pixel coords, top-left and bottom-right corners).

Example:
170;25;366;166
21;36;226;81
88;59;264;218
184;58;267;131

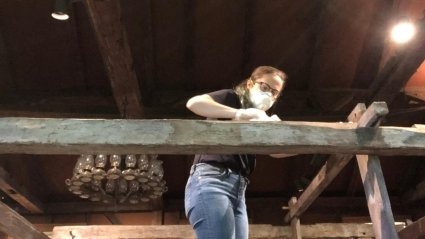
234;66;287;108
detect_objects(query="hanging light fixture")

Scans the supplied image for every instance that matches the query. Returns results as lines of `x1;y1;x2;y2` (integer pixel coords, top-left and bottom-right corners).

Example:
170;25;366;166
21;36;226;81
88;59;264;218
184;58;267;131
65;154;168;204
390;18;416;44
51;0;71;20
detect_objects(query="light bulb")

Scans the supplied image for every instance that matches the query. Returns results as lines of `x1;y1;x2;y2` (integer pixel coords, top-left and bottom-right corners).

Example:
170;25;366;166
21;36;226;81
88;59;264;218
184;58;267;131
391;21;416;44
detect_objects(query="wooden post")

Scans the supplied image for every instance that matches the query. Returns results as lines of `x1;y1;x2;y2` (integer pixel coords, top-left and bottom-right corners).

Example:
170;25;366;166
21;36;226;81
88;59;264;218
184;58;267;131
288;197;302;239
354;102;398;238
356;155;399;239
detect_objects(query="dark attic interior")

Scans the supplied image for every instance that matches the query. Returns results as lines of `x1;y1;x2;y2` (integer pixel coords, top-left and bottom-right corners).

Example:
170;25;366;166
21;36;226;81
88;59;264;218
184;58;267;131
1;0;425;238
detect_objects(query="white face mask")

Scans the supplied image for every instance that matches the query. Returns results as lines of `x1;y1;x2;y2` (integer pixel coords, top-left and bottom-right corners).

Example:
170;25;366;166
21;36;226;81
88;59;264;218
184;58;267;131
248;90;274;111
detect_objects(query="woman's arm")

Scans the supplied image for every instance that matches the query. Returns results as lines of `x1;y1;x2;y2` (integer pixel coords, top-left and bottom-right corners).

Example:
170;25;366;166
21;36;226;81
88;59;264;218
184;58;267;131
186;94;269;120
186;94;238;119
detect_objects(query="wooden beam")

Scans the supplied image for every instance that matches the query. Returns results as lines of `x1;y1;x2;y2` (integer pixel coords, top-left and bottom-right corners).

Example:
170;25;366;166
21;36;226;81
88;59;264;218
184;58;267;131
288;197;301;239
0;201;49;239
0;167;44;213
398;216;425;239
371;18;425;105
354;102;398;238
14;196;421;216
284;102;385;222
51;223;396;239
84;0;144;118
356;155;399;239
1;117;425;155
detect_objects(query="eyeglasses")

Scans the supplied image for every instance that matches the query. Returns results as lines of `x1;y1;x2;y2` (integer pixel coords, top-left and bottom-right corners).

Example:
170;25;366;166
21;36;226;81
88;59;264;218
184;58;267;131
255;81;280;98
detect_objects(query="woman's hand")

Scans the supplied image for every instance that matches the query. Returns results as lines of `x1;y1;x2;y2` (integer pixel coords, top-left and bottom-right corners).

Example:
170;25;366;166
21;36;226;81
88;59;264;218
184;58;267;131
235;108;269;120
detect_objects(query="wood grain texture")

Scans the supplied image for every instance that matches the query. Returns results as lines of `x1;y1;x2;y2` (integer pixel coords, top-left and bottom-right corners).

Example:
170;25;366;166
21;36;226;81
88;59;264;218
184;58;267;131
0;117;425;155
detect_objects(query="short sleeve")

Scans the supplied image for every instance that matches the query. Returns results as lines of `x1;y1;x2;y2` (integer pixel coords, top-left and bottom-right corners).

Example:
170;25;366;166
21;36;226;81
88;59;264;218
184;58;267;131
206;89;241;109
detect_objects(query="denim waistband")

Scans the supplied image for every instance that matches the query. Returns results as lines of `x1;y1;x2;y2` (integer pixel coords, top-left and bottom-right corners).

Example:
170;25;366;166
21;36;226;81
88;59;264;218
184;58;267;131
190;163;250;184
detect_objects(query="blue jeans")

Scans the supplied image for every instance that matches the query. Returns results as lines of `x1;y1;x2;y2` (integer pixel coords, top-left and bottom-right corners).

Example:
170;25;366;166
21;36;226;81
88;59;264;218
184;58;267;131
185;163;249;239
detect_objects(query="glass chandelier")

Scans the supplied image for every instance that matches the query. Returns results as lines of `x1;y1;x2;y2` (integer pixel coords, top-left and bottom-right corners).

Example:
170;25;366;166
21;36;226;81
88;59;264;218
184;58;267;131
65;154;167;204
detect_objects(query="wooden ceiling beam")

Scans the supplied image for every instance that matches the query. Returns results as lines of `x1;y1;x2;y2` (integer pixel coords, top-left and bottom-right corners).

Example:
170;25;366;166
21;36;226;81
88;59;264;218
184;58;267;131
0;167;44;213
84;0;144;119
0;201;49;239
370;18;425;105
1;116;425;155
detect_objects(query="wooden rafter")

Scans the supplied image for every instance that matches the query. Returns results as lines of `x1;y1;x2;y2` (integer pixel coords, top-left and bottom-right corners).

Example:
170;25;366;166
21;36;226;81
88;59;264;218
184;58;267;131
0;167;44;213
0;116;425;155
370;18;425;105
84;0;144;118
356;154;399;239
0;201;49;239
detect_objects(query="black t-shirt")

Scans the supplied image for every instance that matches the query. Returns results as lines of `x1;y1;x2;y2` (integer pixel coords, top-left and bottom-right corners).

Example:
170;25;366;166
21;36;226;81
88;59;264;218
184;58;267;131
192;89;256;176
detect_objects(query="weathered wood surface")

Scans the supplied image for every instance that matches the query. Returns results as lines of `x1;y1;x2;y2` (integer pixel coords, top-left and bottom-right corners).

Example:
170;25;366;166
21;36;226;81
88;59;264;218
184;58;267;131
398;216;425;239
0;117;425;155
51;223;402;239
0;167;44;213
288;197;302;239
84;0;144;118
0;201;49;239
357;154;399;239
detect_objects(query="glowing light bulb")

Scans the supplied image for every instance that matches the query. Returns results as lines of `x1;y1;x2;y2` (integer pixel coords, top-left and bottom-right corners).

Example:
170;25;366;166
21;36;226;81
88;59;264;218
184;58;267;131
391;21;416;44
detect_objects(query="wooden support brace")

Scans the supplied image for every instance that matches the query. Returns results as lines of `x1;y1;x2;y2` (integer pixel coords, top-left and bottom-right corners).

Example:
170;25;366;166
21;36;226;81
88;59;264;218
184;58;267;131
288;197;302;239
0;201;49;239
356;155;399;239
0;167;45;213
284;102;382;223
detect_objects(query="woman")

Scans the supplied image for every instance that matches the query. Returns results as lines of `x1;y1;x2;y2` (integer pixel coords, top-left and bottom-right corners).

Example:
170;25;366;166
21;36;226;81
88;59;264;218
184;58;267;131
184;66;287;239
